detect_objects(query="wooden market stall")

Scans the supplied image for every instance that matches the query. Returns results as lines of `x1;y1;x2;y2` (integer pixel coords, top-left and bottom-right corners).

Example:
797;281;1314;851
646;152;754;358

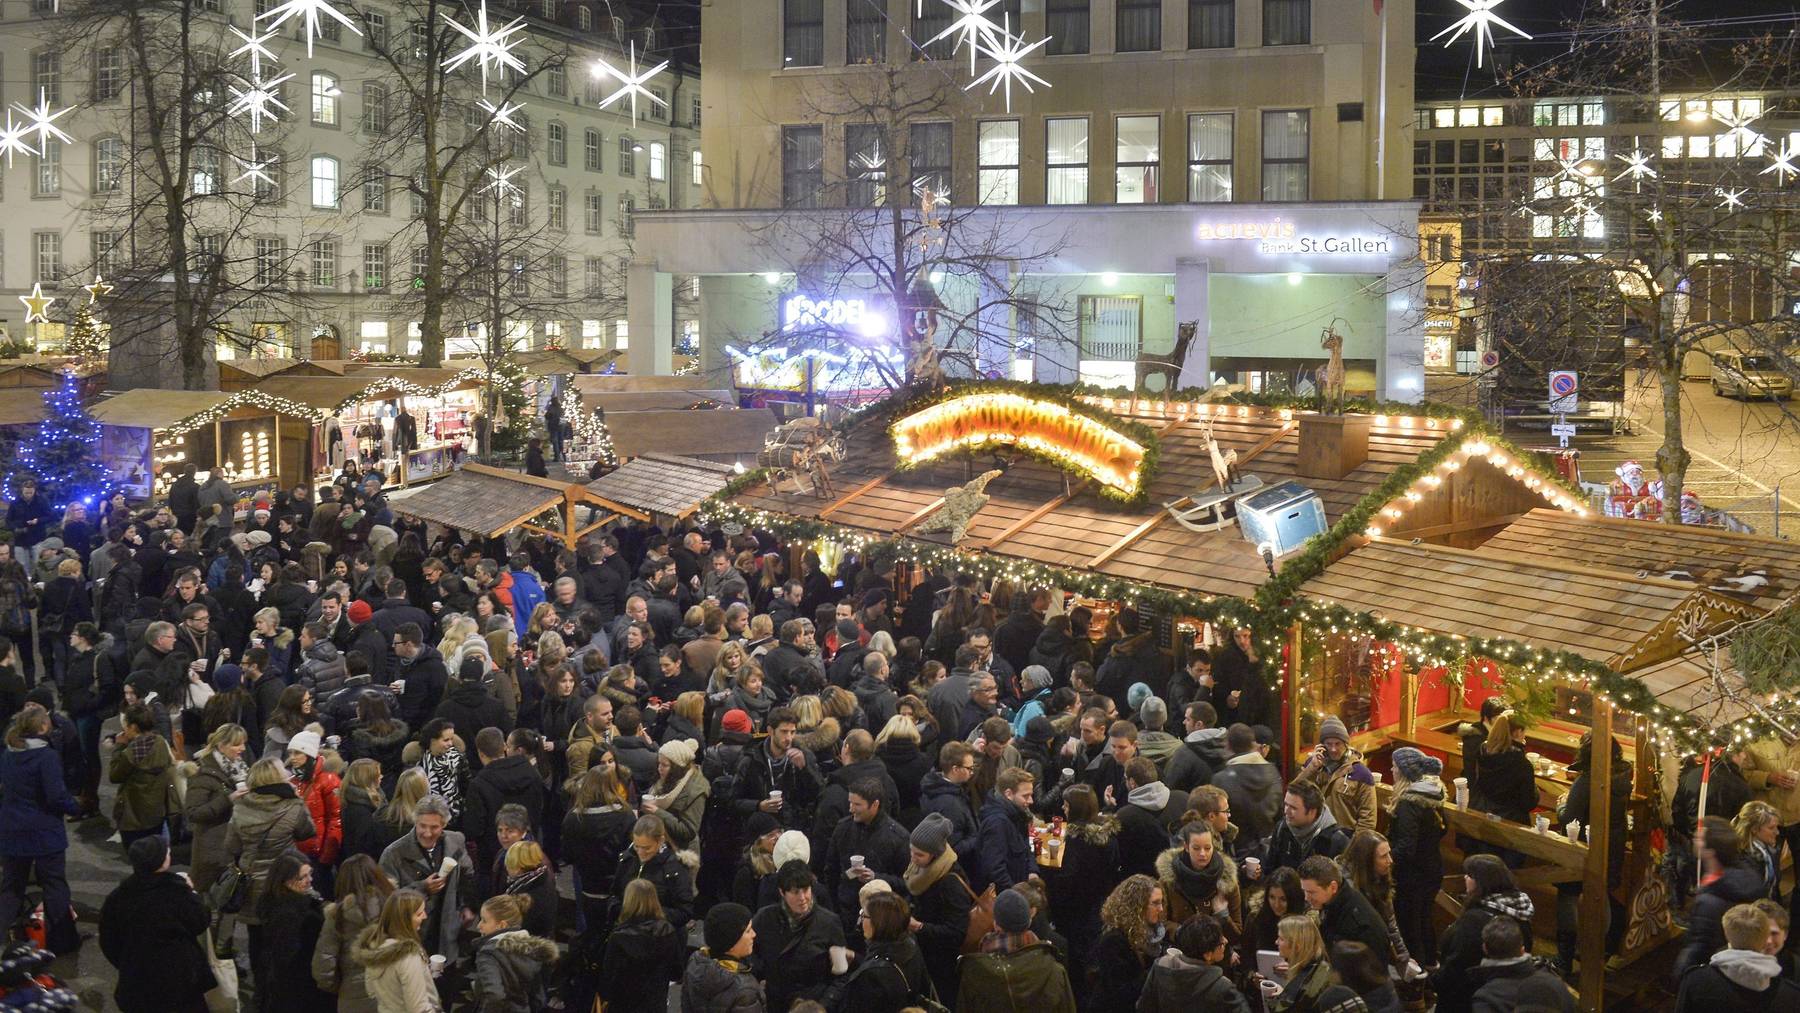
255;368;491;488
391;463;648;550
87;388;317;498
217;358;346;392
586;454;739;523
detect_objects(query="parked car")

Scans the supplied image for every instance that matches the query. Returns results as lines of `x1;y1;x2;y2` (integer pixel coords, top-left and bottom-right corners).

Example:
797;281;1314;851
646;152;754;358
1711;351;1793;399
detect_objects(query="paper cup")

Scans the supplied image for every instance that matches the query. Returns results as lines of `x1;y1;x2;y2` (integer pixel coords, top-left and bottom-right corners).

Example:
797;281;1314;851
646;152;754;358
1535;815;1549;834
1244;857;1261;877
1061;768;1075;782
326;735;341;749
438;856;457;878
1369;771;1383;785
428;955;446;977
769;790;782;801
829;946;850;976
850;855;865;868
1260;979;1282;1001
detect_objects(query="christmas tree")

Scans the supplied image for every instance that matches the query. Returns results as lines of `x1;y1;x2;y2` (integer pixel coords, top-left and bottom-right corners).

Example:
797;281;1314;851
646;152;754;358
63;299;106;364
13;372;111;509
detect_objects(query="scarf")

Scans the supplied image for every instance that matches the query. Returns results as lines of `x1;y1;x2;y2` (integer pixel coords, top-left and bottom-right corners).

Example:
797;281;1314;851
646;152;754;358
647;766;697;811
127;730;161;764
507;863;549;896
1169;849;1227;902
252;781;298;800
1710;948;1783;990
904;845;959;896
981;929;1039;955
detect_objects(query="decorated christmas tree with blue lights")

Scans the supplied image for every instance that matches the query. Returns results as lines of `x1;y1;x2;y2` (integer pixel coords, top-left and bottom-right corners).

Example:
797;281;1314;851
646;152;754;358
13;372;111;509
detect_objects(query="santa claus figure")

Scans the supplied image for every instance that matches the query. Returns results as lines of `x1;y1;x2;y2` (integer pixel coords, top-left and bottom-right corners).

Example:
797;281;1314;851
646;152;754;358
1680;489;1706;525
1607;460;1661;519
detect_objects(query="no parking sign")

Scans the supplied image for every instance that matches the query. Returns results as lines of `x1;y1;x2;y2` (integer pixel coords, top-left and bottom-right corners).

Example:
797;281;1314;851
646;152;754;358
1549;370;1579;413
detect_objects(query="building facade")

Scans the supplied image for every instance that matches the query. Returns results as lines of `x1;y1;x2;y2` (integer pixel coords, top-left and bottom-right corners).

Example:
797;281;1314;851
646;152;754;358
634;0;1424;400
0;0;700;367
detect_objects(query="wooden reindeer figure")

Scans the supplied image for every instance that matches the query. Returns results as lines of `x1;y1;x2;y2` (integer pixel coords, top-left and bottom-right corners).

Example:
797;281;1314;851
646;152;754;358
1138;321;1200;392
1199;416;1239;492
1316;320;1347;415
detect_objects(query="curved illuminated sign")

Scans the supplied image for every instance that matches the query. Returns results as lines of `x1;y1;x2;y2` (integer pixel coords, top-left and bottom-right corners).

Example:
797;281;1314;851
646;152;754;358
891;392;1149;497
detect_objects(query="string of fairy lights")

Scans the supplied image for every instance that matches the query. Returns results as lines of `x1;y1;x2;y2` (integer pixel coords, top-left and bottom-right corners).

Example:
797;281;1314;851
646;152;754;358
158;367;511;438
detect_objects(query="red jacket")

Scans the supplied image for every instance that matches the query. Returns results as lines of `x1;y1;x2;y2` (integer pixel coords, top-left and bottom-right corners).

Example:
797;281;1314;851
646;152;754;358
493;572;516;618
293;769;342;866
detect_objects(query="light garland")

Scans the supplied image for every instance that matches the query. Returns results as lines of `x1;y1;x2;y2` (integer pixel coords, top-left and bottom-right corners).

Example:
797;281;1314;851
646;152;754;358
155;367;512;439
892;390;1150;498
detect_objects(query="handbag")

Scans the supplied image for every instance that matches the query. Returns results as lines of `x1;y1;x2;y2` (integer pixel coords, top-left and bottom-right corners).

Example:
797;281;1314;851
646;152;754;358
957;875;996;954
208;819;277;915
202;927;240;1013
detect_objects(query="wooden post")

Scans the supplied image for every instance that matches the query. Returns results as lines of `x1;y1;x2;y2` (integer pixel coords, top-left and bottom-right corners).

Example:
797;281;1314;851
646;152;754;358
1286;621;1304;780
1577;697;1615;1013
1399;666;1419;741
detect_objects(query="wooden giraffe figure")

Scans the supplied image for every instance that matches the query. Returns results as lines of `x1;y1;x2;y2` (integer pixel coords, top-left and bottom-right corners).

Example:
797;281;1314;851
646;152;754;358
1316;320;1347;415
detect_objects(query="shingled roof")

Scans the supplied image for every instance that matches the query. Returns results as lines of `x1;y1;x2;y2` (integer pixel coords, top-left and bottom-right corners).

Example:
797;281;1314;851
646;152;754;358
587;455;738;519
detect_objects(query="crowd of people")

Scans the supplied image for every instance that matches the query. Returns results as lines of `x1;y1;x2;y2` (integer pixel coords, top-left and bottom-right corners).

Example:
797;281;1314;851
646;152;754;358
0;461;1793;1012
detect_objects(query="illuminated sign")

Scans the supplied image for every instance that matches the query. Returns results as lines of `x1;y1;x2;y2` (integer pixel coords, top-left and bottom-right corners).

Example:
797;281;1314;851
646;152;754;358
783;295;879;334
892;392;1149;496
1193;217;1392;256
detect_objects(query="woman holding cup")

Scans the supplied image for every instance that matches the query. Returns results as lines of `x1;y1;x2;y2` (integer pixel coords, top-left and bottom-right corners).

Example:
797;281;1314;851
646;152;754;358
1258;915;1360;1012
351;889;443;1012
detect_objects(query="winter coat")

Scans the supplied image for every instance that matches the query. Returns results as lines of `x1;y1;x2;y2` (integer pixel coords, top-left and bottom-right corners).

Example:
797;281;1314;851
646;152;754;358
1674;951;1800;1013
1265;806;1351;876
434;678;510;737
1138;947;1251;1013
1740;735;1800;825
1675;866;1769;979
1430;889;1536;1013
108;731;174;832
877;739;931;823
1557;758;1631;892
854;672;899;729
1670;756;1752;841
294;766;344;866
225;783;318;925
1316;881;1391;957
1271;957;1362;1013
298;640;350;696
312;892;383;1013
1091;926;1160;1013
730;740;825;831
647;766;711;851
503;863;560;939
563;802;636;901
823;811;911;912
1292;746;1378;834
1474;746;1537;825
465;753;548;870
840;936;933;1013
920;769;980;859
1389;779;1448;890
750;900;846;1012
98;870;215;1013
612;843;697;936
904;848;975;999
256;888;336;1013
179;749;238;890
956;940;1077;1013
341;784;387;861
1470;956;1575;1013
471;928;559;1013
1116;781;1190;877
378;827;475;961
394;645;451;727
346;719;411;777
0;737;78;857
811;756;900;842
1208;755;1283;850
1157;845;1242;933
680;951;765;1013
1163;729;1230;793
976;789;1038;892
599;916;685;1013
351;936;443;1013
1045;814;1121;956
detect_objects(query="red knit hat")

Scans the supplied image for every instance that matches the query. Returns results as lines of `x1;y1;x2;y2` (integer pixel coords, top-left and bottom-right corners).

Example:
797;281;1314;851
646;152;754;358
721;709;752;734
347;600;374;625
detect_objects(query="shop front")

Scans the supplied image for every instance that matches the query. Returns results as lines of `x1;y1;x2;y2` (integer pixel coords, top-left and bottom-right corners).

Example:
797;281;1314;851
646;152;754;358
87;389;315;499
255;369;490;489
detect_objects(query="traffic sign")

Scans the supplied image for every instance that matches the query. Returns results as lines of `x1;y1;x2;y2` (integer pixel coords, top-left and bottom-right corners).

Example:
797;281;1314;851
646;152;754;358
1480;349;1500;369
1549;370;1579;413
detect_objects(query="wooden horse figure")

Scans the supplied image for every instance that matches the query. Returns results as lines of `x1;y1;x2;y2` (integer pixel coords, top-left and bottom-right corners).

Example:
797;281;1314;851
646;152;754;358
1315;320;1347;415
1138;321;1199;392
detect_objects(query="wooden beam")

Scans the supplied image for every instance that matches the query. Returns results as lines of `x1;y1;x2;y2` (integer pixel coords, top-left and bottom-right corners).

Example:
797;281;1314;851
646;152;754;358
819;472;894;520
1387;512;1528;541
1400;668;1419;741
983;417;1179;552
570;513;618;541
1287;621;1304;782
895;496;948;534
1578;698;1614;1013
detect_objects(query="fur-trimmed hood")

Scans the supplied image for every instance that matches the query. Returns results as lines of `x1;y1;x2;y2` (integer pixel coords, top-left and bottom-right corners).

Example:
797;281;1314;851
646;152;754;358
485;928;560;964
352;935;427;970
1065;812;1122;846
1155;844;1239;899
793;717;841;757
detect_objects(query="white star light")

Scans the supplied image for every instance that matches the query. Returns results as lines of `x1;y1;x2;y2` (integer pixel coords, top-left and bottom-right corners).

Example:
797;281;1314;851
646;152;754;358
1718;112;1766;153
1613;149;1656;182
442;1;527;94
1645;207;1662;223
229;26;281;75
0;111;40;168
10;89;75;151
478;99;527;133
18;283;54;325
227;70;294;134
1431;0;1532;69
233;148;276;188
1716;187;1747;211
256;0;362;59
928;0;1008;74
965;16;1050;114
1763;142;1799;184
481;163;526;203
593;42;669;127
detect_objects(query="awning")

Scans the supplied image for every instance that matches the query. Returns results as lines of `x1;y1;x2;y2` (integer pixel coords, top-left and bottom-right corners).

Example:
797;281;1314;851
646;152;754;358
393;463;648;549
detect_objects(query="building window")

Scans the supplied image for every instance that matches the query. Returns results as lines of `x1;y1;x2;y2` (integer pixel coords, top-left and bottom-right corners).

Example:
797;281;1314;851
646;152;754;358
509;256;528;297
691;148;704;186
1115;114;1160;203
188;146;217;197
846;124;886;207
649;142;666;180
363;176;387;212
92;230;122;276
1261;109;1309;200
649;89;667;121
318;17;341;44
978;120;1020;205
35;232;61;284
914;3;955;60
586;257;604;298
363;11;387;50
618;136;636;176
548;122;567;164
31;144;59;195
579;8;593;31
95;47;124;100
1117;1;1161;52
548;63;566;97
1263;0;1309;46
782;125;824;207
254;237;285;287
94;137;124;193
847;0;886;63
1187;113;1232;201
910;122;951;195
614;320;629;349
508;187;527;227
410;246;429;285
548;185;566;228
311;155;340;207
251;149;281;202
1046;0;1090;55
363;244;387;289
358;321;389;352
1046;117;1089;204
548;255;568;299
311;72;339;125
617;194;635;237
585;129;602;171
34;51;61;106
1078;294;1143;382
585;192;604;233
311;240;337;288
1189;0;1233;49
690;95;702;127
784;0;824;67
362;83;389;133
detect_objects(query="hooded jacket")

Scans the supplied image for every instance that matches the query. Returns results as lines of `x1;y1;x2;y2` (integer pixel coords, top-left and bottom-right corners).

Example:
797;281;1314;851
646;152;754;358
1265;804;1351;874
955;939;1077;1013
98;870;216;1013
294;763;344;866
1431;890;1537;1013
471;928;560;1013
1470;956;1575;1013
1675;949;1800;1011
1389;777;1448;887
1117;780;1190;877
680;950;765;1013
351;935;443;1013
298;640;349;696
1157;844;1241;932
394;644;451;727
312;893;382;1013
0;736;78;857
1208;752;1283;851
434;677;510;736
919;769;980;859
1163;727;1230;793
975;789;1037;892
465;753;548;870
226;783;318;925
1675;866;1769;979
179;748;239;890
1045;814;1121;948
1139;947;1250;1013
1292;745;1377;833
612;843;697;935
599;916;685;1013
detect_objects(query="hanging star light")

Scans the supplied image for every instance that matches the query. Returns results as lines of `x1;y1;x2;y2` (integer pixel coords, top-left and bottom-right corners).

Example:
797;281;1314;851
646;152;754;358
928;0;1008;74
83;275;113;303
965;15;1050;114
229;25;281;74
227;69;293;134
1717;111;1765;153
1763;141;1799;184
478;98;527;133
18;283;54;324
0;111;35;168
256;0;362;59
1612;149;1656;182
481;163;526;203
442;0;527;94
1716;187;1747;211
1431;0;1532;69
10;89;75;152
1645;207;1663;223
233;148;276;189
593;41;669;127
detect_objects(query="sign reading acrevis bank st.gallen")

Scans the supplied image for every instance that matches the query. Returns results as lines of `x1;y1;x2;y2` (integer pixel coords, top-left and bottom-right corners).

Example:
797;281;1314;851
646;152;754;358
1195;217;1392;256
891;391;1149;498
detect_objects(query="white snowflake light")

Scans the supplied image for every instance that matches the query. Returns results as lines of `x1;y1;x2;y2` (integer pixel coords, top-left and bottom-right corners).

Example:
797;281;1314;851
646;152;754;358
229;26;281;74
1718;111;1766;154
233;148;276;189
1763;141;1799;184
1613;149;1656;183
1645;207;1663;223
965;16;1050;114
1716;187;1746;211
593;42;669;127
928;0;1008;74
256;0;362;59
1431;0;1532;69
481;163;526;203
442;0;527;94
11;89;75;151
478;99;527;133
228;70;294;134
0;112;33;168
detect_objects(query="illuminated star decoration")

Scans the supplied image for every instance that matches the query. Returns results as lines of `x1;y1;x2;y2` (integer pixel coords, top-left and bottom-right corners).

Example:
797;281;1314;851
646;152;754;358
0;111;36;168
442;0;527;94
1431;0;1532;69
1717;111;1766;153
966;15;1050;114
928;0;1008;75
1763;141;1800;184
83;275;113;303
481;163;526;204
594;42;669;128
1613;149;1656;183
1645;207;1663;223
18;283;54;324
478;98;527;133
10;89;75;152
227;69;294;134
256;0;362;59
1716;187;1747;211
233;148;276;189
229;26;281;75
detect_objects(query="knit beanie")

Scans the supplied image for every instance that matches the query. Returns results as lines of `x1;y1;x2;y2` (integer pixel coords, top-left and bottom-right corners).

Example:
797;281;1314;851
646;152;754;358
772;829;811;868
703;903;754;957
659;739;698;768
288;729;322;759
836;619;861;643
459;655;487;683
910;812;953;857
1317;715;1350;745
212;664;244;694
1391;746;1443;783
721;709;753;734
1021;665;1053;692
742;812;780;842
1127;682;1153;713
347;600;374;625
994;888;1033;932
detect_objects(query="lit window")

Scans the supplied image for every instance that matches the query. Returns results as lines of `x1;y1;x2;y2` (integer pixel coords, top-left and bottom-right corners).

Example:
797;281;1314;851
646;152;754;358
977;121;1019;205
1047;118;1089;204
1434;108;1454;128
1458;107;1478;127
311;72;339;125
1261;109;1308;201
649;142;666;180
94;137;125;193
1115;115;1160;203
1187;113;1232;202
614;320;629;349
691;148;704;186
311;156;340;207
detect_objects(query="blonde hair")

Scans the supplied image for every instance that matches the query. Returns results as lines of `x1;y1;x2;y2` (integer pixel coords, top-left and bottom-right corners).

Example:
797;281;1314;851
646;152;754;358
254;606;281;628
673;691;705;727
481;892;534;927
1735;800;1781;853
505;839;547;876
358;889;426;953
1278;914;1327;969
4;704;49;749
1483;712;1524;755
867;630;897;658
791;695;823;729
617;878;665;923
436;615;479;660
246;756;290;789
56;557;81;577
340;758;386;808
380;768;429;827
748;614;774;639
204;722;248;754
875;714;920;749
537;631;567;669
1099;874;1163;953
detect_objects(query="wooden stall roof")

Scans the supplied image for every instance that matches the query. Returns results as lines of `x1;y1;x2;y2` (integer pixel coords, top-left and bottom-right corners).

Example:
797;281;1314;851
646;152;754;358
89;388;233;429
573;373;725;395
1300;538;1709;665
586;389;736;413
606;408;777;459
393;464;647;539
255;375;389;413
729;401;1456;599
0;363;64;388
1629;653;1753;725
0;388;47;426
587;454;737;518
1483;507;1800;608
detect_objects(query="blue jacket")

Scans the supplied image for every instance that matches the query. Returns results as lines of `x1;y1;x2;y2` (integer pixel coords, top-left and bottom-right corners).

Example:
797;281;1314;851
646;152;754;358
0;739;80;857
1010;689;1053;739
974;790;1037;893
508;569;546;641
